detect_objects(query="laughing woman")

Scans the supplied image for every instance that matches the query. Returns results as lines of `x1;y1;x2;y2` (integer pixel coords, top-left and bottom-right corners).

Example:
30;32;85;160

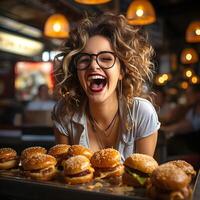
52;13;160;161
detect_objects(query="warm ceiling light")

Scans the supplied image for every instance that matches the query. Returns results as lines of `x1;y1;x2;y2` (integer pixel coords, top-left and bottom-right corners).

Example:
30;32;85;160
191;76;198;84
186;53;192;61
74;0;111;4
195;29;200;35
180;48;199;64
180;81;189;90
126;0;156;25
44;14;69;38
186;21;200;43
162;74;168;81
185;69;193;78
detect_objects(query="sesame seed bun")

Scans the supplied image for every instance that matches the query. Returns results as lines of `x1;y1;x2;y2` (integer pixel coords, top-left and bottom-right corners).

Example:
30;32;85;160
63;155;91;175
122;153;158;187
124;153;158;174
48;144;70;166
48;144;70;158
147;163;193;200
0;148;19;170
21;146;46;161
67;145;93;160
22;154;57;181
0;148;17;160
63;155;94;184
90;148;123;179
167;160;196;177
90;148;121;168
151;163;191;191
22;154;56;171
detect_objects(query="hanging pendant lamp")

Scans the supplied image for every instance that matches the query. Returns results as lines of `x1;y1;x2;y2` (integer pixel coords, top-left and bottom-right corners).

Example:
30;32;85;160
186;21;200;43
74;0;111;5
180;48;199;64
44;14;69;38
126;0;156;25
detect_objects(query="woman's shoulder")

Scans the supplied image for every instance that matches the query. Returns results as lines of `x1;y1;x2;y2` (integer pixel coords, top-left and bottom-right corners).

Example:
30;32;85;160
133;97;155;108
131;97;157;117
132;97;160;134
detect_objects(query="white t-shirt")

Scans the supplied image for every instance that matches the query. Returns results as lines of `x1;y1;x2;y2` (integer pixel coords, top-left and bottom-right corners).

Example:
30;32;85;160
53;97;160;161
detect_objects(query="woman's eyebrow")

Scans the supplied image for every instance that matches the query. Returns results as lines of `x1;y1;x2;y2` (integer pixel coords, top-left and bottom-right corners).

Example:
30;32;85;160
81;50;113;53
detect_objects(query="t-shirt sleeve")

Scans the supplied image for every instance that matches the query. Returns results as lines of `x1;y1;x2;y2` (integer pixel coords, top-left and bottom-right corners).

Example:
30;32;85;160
134;98;161;140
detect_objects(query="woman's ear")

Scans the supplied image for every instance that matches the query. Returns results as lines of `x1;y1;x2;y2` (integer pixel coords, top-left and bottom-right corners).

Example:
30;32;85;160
119;69;124;80
119;73;123;80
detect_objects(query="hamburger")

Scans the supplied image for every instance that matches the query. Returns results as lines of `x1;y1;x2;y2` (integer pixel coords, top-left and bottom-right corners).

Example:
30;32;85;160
167;160;196;179
122;153;158;187
21;146;47;162
48;144;70;167
67;145;93;160
63;155;94;184
22;154;57;181
0;148;19;170
147;163;192;200
90;148;124;179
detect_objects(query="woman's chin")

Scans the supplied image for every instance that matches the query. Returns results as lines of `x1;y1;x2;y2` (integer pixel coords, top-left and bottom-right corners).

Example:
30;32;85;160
88;95;106;104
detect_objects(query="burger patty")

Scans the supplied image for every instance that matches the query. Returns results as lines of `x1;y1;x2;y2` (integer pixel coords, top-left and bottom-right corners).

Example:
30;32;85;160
94;164;124;178
0;156;17;163
94;165;120;172
66;169;91;178
125;166;149;177
27;166;55;174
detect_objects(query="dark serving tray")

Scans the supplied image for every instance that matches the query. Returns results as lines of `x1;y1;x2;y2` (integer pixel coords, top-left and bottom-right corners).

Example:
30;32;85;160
0;169;199;200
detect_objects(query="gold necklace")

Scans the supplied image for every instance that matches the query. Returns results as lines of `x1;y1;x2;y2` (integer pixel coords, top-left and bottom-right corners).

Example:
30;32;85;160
88;109;119;137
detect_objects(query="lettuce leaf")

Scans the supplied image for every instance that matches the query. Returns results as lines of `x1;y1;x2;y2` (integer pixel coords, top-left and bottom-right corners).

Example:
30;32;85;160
125;168;147;185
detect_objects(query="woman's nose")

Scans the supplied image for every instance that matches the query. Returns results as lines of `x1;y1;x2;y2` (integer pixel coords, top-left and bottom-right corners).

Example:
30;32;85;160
89;57;100;69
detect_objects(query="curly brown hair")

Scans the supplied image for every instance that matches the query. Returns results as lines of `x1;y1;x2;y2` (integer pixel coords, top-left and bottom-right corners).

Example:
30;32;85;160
54;13;154;114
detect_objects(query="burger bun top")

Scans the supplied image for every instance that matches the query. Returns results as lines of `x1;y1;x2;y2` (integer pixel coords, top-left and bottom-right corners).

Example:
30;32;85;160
167;160;196;177
124;153;158;174
21;146;46;160
67;145;93;159
0;148;17;160
48;144;70;157
151;163;191;191
90;148;121;168
22;154;56;171
63;155;91;175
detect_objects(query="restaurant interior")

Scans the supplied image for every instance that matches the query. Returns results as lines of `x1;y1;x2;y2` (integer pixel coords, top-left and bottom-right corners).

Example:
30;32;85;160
0;0;200;170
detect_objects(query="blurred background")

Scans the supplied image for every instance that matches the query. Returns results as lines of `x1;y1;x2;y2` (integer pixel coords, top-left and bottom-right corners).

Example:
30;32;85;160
0;0;200;167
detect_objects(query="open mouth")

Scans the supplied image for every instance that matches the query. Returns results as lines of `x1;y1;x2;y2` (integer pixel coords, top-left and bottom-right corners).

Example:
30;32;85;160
87;75;107;92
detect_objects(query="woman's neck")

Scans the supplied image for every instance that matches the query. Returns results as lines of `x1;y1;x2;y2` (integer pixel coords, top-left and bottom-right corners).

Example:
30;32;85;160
88;95;119;126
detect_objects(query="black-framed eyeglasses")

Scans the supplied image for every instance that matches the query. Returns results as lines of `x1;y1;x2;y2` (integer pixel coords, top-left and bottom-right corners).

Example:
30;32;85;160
74;51;117;70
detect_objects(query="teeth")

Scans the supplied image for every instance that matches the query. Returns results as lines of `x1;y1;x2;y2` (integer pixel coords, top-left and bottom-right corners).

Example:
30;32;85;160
88;75;105;81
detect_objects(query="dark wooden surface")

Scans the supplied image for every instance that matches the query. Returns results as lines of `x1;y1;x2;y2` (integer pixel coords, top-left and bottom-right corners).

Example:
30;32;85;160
0;170;199;200
0;174;148;200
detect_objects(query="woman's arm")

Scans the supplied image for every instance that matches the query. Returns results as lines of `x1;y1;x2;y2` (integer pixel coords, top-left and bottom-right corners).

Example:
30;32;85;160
54;127;70;144
135;131;158;156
